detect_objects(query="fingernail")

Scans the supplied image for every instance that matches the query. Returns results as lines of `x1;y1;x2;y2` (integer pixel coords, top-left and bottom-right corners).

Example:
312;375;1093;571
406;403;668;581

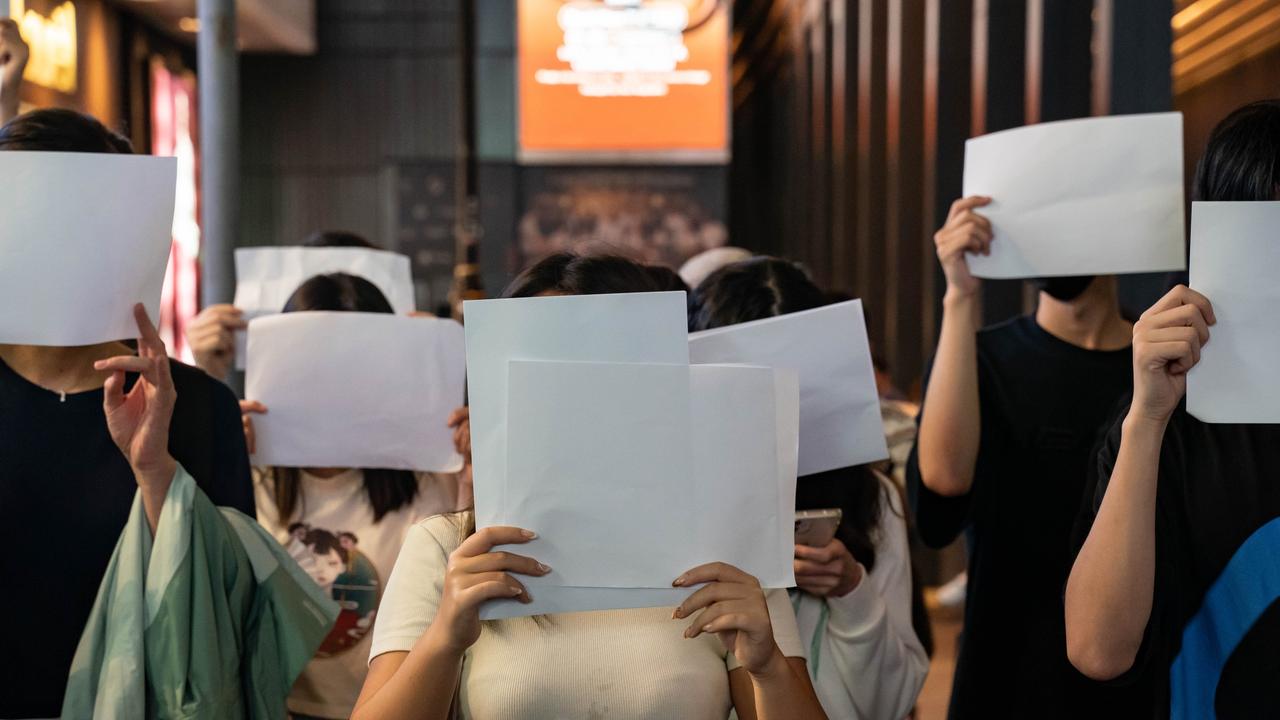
702;624;714;633
536;562;551;573
509;586;522;596
672;575;686;587
93;360;106;369
671;608;679;619
683;626;694;638
521;529;537;539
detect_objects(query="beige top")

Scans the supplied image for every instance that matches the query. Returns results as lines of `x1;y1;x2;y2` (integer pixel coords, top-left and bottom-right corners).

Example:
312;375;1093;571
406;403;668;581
371;514;806;720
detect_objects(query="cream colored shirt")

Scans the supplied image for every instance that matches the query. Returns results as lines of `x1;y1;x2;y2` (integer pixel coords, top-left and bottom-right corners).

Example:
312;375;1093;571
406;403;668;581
254;468;465;719
371;514;806;720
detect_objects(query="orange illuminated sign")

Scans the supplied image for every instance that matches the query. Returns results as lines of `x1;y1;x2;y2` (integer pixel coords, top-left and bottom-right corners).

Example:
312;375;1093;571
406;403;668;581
518;0;730;163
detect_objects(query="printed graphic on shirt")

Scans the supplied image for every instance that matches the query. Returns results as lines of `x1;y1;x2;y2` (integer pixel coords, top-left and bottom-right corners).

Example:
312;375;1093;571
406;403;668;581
287;522;381;656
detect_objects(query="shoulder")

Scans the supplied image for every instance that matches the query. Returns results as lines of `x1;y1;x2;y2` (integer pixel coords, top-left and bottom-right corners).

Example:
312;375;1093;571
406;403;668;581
413;511;474;558
976;314;1031;343
168;359;240;418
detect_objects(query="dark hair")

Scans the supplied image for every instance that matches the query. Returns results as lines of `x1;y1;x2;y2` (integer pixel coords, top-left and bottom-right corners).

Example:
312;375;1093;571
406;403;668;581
283;272;395;314
645;265;691;294
0;108;133;154
272;272;419;524
1193;99;1280;202
691;256;887;570
503;252;661;298
303;528;345;559
302;230;378;249
690;257;827;331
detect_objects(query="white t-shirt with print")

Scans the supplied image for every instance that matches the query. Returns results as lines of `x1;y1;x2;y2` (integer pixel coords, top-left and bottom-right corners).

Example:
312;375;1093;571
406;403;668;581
370;514;807;720
254;468;466;719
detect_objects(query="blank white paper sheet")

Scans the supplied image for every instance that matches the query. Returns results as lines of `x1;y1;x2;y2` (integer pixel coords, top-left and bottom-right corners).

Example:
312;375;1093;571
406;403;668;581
0;152;177;345
462;292;690;529
245;311;465;471
689;299;888;475
1187;202;1280;424
233;246;416;367
963;112;1186;279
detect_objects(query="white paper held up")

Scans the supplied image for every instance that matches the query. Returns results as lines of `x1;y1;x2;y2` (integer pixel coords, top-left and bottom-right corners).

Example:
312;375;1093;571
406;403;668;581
483;361;798;620
1187;202;1280;424
245;312;465;471
462;292;690;529
233;246;416;368
0;152;177;345
689;299;888;475
962;112;1186;279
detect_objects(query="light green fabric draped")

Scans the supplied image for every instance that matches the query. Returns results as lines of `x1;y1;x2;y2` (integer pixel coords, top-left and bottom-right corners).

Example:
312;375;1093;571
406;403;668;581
62;465;338;719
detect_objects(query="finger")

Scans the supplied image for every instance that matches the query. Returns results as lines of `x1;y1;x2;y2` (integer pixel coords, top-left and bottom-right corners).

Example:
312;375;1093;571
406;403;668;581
1144;303;1212;344
447;406;470;428
793;544;838;563
1144;341;1198;374
460;578;530;606
456;550;550;576
686;600;756;639
797;576;841;593
243;415;256;455
947;218;993;243
95;356;151;374
673;582;744;618
947;195;993;222
794;559;844;577
456;525;537;557
133;304;165;355
239;400;269;415
1142;285;1216;325
103;370;126;411
961;210;993;235
674;562;754;588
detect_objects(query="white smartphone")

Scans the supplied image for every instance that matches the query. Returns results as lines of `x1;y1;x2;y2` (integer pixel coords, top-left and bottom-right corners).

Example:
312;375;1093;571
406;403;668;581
794;508;843;547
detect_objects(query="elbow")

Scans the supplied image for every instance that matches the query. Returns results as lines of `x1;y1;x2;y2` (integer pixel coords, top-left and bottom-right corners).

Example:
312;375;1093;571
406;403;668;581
1065;622;1137;681
920;467;972;497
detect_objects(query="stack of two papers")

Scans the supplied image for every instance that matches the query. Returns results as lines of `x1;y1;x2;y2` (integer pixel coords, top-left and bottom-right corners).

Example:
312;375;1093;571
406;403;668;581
465;291;798;619
465;292;891;619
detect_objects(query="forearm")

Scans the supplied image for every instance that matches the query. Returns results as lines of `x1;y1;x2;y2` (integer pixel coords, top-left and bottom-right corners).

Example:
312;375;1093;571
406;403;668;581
0;94;16;125
1065;413;1164;680
750;652;827;720
353;625;464;720
917;292;982;496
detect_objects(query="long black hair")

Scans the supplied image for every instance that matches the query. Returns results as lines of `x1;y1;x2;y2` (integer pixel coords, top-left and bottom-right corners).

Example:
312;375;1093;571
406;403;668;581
692;257;889;571
0;108;132;153
271;272;420;524
1193;99;1280;202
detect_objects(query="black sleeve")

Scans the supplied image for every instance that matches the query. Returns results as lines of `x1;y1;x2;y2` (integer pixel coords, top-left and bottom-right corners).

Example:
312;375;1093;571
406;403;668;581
1072;401;1185;689
204;377;255;516
905;356;975;549
167;361;256;517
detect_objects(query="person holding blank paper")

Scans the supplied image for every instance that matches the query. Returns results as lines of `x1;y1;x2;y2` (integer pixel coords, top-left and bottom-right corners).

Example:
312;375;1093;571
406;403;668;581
1067;100;1280;718
355;253;826;720
0;110;257;718
241;272;467;720
186;230;381;382
693;257;928;720
908;195;1146;715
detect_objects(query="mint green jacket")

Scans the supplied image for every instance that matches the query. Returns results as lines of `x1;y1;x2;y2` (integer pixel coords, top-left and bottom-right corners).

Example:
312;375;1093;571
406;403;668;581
62;465;338;719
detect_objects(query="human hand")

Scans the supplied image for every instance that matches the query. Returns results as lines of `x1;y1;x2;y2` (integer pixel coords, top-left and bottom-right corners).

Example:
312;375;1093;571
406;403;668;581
432;526;548;651
185;304;246;380
673;562;780;675
794;538;863;598
934;196;993;300
1130;285;1215;424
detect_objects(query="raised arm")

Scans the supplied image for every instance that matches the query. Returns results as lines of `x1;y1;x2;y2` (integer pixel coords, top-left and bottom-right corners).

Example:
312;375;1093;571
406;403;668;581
95;304;179;534
916;196;992;497
1065;285;1214;680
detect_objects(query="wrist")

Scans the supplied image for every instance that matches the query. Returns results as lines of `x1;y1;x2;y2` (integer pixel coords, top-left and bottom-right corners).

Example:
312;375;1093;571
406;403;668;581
424;617;472;658
133;454;177;490
1123;407;1172;436
745;645;789;681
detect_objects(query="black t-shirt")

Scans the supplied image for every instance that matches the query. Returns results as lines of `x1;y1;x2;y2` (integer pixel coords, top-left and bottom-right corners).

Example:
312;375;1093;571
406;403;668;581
0;356;254;718
1083;404;1280;719
906;315;1145;718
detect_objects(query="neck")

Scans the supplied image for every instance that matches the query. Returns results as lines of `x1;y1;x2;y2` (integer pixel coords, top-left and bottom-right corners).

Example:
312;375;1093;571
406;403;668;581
0;342;130;394
305;467;350;479
1034;277;1132;351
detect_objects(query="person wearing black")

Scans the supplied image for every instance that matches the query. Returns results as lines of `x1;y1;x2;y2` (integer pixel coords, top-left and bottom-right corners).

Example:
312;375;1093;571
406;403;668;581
0;109;254;718
907;194;1147;716
1067;100;1280;719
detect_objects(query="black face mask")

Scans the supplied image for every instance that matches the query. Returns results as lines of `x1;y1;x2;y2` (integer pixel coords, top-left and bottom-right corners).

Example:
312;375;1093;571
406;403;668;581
1030;275;1096;302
